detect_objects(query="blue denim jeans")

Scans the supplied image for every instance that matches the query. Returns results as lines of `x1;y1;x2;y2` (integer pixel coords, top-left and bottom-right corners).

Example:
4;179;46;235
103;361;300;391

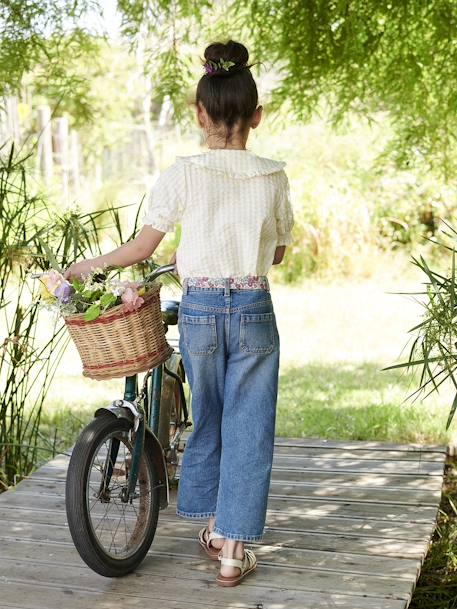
176;280;280;541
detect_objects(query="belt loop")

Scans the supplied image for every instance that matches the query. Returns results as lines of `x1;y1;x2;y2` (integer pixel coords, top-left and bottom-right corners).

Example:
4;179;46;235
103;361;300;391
182;278;188;295
224;277;230;296
265;276;270;292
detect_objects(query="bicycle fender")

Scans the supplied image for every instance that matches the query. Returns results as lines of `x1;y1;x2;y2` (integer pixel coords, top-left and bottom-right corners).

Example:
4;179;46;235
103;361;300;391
94;399;139;424
94;401;169;510
145;427;170;510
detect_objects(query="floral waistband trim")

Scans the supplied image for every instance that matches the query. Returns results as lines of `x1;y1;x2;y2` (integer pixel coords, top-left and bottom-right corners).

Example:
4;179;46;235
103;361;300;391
182;276;270;291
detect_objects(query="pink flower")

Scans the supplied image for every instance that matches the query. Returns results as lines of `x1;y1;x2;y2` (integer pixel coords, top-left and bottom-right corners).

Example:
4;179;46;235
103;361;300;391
120;280;140;289
121;286;144;312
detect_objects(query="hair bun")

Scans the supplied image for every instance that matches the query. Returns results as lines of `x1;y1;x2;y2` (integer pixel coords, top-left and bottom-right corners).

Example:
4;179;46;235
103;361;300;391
204;40;249;74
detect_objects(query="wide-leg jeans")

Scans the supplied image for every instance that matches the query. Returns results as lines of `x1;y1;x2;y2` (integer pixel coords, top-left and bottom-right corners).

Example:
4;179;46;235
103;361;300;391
175;280;280;541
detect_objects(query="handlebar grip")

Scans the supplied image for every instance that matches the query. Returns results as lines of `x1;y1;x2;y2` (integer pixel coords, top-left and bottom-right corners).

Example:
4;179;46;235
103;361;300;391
144;263;177;283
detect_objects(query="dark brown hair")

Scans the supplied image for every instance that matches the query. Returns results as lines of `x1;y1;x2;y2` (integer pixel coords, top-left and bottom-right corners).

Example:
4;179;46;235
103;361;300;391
196;40;259;145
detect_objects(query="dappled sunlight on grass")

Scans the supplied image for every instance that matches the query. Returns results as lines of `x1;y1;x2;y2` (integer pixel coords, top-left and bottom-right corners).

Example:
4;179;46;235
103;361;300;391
277;361;454;445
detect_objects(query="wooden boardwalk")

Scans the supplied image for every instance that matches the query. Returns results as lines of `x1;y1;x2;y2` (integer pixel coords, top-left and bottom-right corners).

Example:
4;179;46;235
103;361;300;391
0;436;448;609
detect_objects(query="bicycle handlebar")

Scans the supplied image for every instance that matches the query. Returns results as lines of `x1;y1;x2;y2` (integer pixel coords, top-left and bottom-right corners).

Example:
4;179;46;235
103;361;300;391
144;263;177;283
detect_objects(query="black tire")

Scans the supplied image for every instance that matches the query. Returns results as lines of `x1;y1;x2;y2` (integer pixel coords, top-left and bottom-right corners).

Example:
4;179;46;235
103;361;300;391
65;415;160;577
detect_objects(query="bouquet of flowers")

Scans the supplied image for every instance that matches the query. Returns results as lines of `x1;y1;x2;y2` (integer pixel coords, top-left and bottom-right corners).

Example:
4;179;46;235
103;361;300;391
35;265;174;380
37;267;150;321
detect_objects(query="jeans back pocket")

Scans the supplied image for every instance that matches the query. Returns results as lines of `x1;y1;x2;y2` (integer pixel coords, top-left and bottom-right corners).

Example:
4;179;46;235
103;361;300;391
240;312;276;354
182;313;217;355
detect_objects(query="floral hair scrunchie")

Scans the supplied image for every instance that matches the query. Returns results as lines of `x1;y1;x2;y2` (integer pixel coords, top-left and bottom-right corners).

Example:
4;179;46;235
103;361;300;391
203;58;235;75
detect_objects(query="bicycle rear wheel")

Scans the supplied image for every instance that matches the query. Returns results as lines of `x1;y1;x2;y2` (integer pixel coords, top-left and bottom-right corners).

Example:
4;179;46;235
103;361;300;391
66;416;160;577
161;361;186;483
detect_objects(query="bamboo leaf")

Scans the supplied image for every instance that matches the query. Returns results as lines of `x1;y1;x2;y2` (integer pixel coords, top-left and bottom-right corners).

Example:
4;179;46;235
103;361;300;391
446;391;457;430
37;237;62;273
382;355;447;371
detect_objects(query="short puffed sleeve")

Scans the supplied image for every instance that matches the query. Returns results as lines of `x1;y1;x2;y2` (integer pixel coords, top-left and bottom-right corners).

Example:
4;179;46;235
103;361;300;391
141;161;185;232
275;169;294;246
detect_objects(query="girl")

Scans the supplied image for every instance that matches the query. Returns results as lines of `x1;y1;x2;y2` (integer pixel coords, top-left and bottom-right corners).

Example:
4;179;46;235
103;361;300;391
65;39;294;587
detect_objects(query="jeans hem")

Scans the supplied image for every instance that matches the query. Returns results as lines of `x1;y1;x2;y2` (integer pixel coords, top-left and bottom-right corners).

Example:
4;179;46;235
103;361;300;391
212;525;264;542
176;508;216;520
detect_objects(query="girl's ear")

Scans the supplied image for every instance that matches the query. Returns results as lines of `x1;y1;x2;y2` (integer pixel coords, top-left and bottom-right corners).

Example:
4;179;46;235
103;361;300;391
251;105;263;130
195;101;207;130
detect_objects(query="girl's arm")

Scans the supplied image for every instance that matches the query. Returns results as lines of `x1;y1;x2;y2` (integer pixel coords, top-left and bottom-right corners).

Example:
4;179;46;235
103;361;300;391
63;226;165;279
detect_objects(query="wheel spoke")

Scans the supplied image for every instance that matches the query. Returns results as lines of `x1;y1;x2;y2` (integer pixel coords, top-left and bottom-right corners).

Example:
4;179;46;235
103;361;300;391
83;428;155;559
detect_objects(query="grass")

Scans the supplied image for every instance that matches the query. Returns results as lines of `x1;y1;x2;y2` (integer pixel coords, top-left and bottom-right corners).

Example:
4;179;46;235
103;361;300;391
276;361;452;445
37;359;454;456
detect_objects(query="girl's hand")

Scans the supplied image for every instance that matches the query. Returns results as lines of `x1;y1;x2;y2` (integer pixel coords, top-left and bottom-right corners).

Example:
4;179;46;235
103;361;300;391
168;250;179;277
64;259;102;280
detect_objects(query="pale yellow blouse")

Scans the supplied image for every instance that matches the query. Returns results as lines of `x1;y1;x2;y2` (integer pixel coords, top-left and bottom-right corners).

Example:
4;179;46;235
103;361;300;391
141;148;294;278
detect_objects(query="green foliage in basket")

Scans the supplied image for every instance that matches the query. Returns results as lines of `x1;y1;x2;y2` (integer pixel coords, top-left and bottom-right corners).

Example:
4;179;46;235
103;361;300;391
36;266;162;322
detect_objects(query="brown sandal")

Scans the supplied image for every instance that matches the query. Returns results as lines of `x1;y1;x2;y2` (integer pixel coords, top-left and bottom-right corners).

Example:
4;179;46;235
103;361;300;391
198;526;225;560
216;548;257;586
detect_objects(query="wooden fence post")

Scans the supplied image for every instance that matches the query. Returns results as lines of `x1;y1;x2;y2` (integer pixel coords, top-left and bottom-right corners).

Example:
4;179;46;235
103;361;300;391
69;130;81;192
0;95;21;148
6;96;20;142
37;105;53;186
54;115;69;200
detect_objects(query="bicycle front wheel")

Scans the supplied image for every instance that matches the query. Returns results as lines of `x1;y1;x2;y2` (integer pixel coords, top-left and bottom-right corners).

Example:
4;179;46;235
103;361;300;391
65;416;160;577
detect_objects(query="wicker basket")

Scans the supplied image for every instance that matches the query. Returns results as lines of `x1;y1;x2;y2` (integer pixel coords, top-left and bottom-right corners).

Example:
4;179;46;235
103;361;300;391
64;282;173;381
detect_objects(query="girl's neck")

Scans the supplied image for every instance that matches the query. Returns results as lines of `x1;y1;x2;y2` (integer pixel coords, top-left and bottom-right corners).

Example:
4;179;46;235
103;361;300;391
205;130;249;151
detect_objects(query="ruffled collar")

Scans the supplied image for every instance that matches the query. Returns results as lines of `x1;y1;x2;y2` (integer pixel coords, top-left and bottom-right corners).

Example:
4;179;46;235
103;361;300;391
176;148;286;178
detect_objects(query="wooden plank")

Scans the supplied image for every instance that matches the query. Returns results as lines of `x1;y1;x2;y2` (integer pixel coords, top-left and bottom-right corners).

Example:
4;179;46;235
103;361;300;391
0;505;436;541
8;473;441;507
273;437;447;453
0;578;407;609
57;449;444;475
12;475;441;506
270;469;444;490
262;497;439;523
30;465;445;492
0;487;439;523
268;481;441;506
0;512;431;559
0;554;415;602
6;476;442;514
25;448;447;475
272;445;446;461
0;533;421;581
271;455;444;475
181;431;443;454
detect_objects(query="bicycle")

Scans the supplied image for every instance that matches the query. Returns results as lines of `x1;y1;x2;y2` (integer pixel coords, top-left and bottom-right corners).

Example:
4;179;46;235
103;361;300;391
64;263;192;577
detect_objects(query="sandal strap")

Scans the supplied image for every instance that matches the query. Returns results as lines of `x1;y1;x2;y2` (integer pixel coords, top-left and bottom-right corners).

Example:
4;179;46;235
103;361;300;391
218;548;257;571
244;548;257;568
218;556;243;568
208;530;224;541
